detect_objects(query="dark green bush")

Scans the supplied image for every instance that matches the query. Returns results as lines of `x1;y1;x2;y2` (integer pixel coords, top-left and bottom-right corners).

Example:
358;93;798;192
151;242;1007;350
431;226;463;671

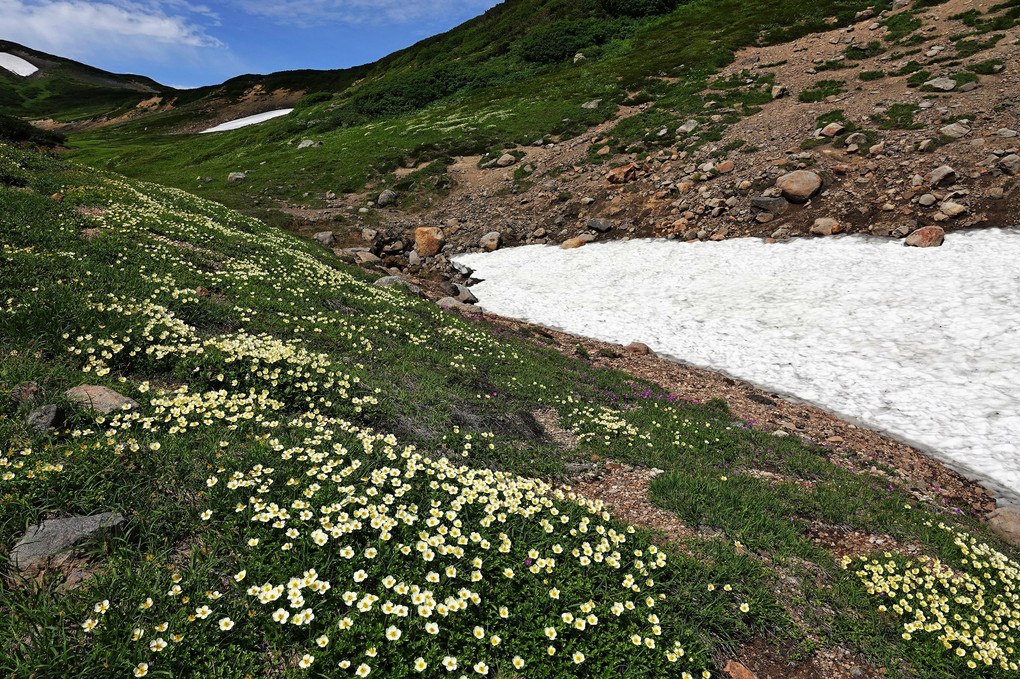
516;19;621;64
0;113;65;146
293;91;334;109
600;0;684;17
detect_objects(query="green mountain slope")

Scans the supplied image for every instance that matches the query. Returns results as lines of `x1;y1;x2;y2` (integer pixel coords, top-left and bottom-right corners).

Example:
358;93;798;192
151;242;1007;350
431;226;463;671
0;40;170;122
63;0;895;217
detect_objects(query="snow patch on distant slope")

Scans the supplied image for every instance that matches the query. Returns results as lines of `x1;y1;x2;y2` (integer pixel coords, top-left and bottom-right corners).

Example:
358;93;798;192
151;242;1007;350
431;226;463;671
0;53;39;77
200;109;293;133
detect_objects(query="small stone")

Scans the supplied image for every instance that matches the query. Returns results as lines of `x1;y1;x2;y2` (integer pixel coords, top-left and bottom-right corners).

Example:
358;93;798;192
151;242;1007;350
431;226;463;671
65;385;139;414
297;139;321;149
625;342;652;356
496;153;517;167
988;187;1004;200
581;99;602;110
869;141;885;155
771;85;788;99
227;172;246;182
587;218;614;233
606;164;638;184
810;217;842;235
312;230;334;246
479;231;501;251
924;77;957;91
904;225;945;247
918;194;937;207
930;165;957;187
27;404;64;432
999;154;1020;176
676;119;699;135
958;81;978;92
941;201;967;217
561;237;587;249
993;128;1017;138
373;276;422;297
362;228;377;241
820;122;845;137
939;123;971;139
9;381;39;406
716;160;734;174
407;251;421;267
377;189;398;207
724;660;757;679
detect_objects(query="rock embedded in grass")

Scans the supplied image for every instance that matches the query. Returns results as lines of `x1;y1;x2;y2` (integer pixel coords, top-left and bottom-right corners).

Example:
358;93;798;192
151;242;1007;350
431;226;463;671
377;189;398;207
373;275;422;297
65;385;139;414
11;512;125;573
27;404;64;432
312;230;334;245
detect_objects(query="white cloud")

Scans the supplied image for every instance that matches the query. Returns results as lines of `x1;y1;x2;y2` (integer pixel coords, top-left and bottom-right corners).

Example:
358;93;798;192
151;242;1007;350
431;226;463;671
233;0;500;27
0;1;223;62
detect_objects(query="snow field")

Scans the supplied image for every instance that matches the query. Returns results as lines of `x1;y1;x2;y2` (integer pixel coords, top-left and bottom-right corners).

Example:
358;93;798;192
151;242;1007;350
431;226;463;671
454;230;1020;505
0;53;39;77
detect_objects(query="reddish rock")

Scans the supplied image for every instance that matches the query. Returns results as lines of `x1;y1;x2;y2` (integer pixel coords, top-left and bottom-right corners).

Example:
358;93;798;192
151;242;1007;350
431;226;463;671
596;145;611;156
810;217;842;235
724;660;757;679
414;227;445;257
775;170;822;203
606;163;638;184
51;193;64;201
195;286;211;297
625;342;652;356
560;237;587;249
716;160;735;174
833;165;848;175
904;226;945;248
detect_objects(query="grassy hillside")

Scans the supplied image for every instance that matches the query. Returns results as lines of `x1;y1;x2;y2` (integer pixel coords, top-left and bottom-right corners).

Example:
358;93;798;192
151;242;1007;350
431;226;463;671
0;41;170;123
3;142;1019;677
65;0;897;214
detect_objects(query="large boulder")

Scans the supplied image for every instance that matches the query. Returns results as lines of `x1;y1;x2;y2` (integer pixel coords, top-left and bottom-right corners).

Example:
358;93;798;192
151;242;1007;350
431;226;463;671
904;226;945;247
924;77;957;92
775;170;822;203
11;512;125;573
65;385;139;414
496;153;517;167
988;507;1020;547
939;122;970;139
414;227;445;257
377;189;398;207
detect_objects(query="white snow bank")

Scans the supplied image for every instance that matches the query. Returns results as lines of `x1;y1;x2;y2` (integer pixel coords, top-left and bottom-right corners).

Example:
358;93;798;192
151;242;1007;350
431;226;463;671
454;230;1020;505
200;108;293;134
0;53;38;77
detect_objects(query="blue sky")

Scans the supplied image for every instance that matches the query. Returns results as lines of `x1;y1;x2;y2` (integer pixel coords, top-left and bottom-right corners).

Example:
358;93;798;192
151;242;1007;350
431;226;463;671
1;0;502;88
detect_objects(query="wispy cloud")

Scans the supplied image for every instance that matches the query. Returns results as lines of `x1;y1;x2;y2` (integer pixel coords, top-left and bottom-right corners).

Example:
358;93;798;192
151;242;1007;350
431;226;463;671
0;1;224;60
232;0;500;27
